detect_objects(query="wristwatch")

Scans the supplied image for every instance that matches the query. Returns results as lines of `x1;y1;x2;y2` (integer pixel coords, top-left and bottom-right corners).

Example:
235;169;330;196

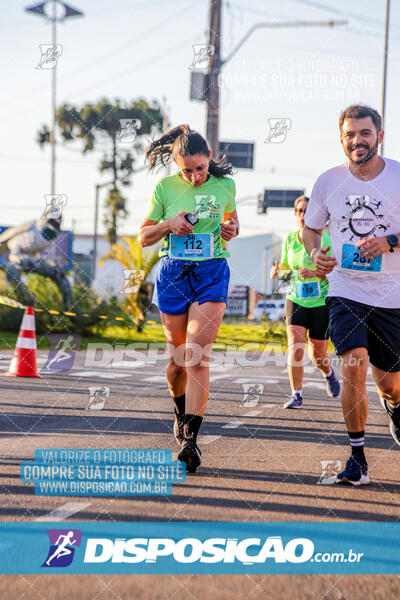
387;234;399;252
235;223;240;237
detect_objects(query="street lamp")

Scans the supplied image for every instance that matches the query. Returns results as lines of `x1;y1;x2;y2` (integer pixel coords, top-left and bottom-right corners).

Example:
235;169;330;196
204;6;347;157
381;0;391;156
25;0;84;195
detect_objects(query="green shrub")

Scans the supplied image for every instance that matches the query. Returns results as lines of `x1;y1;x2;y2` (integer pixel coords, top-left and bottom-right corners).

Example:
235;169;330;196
0;271;130;335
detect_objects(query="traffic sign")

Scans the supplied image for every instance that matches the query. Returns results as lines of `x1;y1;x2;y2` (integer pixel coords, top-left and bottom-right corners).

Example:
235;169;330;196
258;189;305;213
220;141;254;169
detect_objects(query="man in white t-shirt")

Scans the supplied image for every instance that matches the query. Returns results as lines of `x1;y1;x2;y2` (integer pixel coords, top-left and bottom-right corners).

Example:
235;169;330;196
304;104;400;486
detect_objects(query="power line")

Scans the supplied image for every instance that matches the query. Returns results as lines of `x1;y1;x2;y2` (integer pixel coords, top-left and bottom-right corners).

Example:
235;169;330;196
0;0;197;110
289;0;383;26
64;34;197;101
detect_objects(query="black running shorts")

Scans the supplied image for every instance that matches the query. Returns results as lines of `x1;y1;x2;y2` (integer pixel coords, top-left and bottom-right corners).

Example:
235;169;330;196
326;296;400;372
284;299;329;340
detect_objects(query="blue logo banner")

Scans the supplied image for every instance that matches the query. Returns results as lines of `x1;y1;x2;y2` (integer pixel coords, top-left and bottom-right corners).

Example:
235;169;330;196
0;522;399;574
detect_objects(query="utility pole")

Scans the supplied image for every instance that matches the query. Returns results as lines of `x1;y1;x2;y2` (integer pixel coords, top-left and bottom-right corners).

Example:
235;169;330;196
92;167;147;282
381;0;390;156
263;246;267;314
204;11;347;159
162;95;171;175
206;0;222;158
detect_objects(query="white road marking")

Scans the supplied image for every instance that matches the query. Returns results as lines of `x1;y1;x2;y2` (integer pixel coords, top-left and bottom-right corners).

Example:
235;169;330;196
210;374;230;382
72;371;131;379
35;502;91;522
222;421;244;429
260;403;277;409
280;365;316;374
199;435;221;444
110;361;146;369
143;376;166;383
233;378;279;385
302;382;326;390
243;410;261;417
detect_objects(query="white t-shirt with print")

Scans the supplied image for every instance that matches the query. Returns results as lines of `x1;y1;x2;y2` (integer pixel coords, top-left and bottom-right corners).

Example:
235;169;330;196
305;158;400;309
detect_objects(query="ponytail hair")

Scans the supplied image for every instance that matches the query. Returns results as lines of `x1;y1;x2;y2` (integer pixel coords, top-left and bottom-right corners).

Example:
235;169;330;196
145;124;234;178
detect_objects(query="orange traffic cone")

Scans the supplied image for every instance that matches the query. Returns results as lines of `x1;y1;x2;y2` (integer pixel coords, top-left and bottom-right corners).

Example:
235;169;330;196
4;306;41;378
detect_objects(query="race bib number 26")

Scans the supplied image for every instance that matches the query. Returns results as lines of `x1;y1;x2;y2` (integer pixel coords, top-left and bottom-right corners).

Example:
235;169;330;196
341;243;382;272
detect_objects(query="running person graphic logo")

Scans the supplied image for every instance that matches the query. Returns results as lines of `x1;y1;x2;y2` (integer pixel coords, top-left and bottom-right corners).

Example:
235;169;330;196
240;383;264;408
42;334;82;372
341;194;390;241
317;460;342;485
36;44;63;69
194;195;220;219
118;119;141;144
41;529;82;568
43;194;67;219
87;386;110;410
189;44;215;70
120;269;145;294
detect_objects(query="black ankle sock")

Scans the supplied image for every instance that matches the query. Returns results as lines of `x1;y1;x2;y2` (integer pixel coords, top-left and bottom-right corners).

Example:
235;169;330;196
348;430;365;461
172;394;185;416
183;414;203;443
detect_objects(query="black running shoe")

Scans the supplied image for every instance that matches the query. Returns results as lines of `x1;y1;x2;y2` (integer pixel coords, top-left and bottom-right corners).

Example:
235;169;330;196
380;397;400;446
336;454;370;486
173;412;185;448
177;440;202;474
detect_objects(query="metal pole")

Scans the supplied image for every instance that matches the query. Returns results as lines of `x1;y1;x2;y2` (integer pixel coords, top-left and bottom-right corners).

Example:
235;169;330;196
202;15;346;160
91;166;155;284
206;0;221;158
263;246;267;316
162;96;171;176
92;184;100;281
51;0;57;195
381;0;390;156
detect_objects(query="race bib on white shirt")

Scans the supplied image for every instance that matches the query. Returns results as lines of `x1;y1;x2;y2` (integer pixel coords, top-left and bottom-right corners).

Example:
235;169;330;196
340;243;382;272
305;158;400;308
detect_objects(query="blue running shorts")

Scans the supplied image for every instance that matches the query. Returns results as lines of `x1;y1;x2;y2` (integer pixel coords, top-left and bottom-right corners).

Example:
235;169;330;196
153;257;230;315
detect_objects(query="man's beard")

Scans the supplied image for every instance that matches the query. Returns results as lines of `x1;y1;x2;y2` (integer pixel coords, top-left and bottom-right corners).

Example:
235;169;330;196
346;137;379;165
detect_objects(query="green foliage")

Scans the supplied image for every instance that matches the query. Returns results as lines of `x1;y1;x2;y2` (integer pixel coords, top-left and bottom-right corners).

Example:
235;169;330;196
0;271;126;336
104;187;128;245
37;97;164;242
101;236;159;332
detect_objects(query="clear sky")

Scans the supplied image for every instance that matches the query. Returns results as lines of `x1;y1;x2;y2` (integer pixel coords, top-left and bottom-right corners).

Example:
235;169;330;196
2;0;400;240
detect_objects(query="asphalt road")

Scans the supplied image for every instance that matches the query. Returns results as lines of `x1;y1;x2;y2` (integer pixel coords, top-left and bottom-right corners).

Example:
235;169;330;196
0;348;399;599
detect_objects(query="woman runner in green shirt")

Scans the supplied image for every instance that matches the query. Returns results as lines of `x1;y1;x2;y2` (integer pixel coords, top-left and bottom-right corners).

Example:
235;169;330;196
139;125;239;472
270;195;340;408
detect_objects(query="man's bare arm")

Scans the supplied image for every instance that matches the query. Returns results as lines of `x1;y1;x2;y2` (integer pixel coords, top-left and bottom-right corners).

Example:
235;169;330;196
303;225;323;260
303;225;337;274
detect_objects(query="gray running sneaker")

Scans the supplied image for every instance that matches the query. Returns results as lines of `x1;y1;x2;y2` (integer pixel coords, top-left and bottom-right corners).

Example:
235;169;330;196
325;368;341;398
283;392;303;409
380;397;400;446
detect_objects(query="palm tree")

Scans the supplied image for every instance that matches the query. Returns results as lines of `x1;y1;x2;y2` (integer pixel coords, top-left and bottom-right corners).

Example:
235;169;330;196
101;236;159;331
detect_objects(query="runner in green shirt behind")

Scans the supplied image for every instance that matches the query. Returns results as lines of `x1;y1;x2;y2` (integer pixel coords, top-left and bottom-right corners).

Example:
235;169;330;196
270;195;340;408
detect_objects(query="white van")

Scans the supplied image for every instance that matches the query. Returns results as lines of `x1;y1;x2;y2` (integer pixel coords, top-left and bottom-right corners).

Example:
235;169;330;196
253;299;285;321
